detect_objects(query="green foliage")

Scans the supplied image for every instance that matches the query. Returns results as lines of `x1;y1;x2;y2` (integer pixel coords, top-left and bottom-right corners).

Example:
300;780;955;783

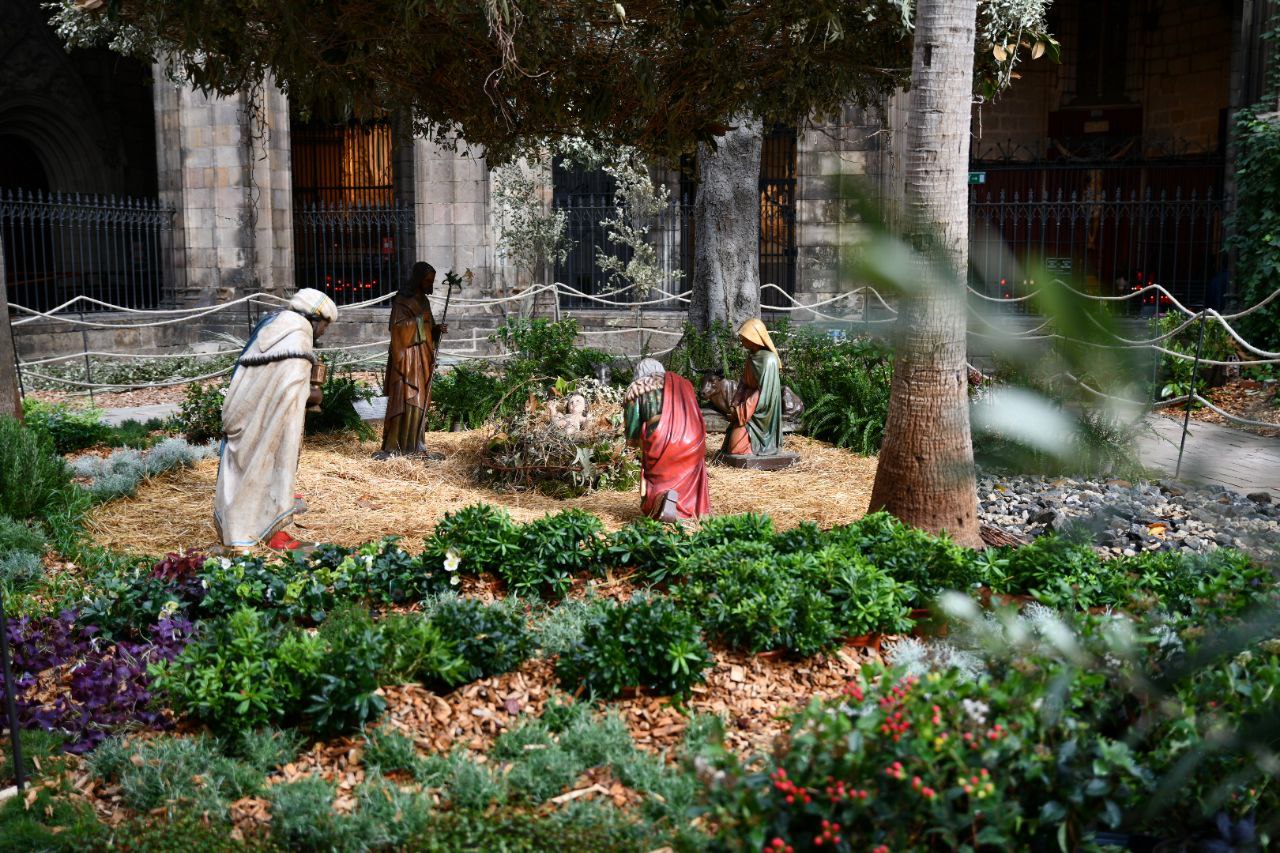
362;727;422;776
0;781;105;852
1151;312;1238;401
703;663;1151;851
690;512;774;549
0;513;47;556
267;777;358;851
425;362;506;430
427;503;522;576
502;508;605;596
674;540;914;656
0;729;66;788
493;317;605;381
377;611;468;688
777;325;894;455
307;604;388;735
427;504;604;598
0;418;89;547
185;537;454;629
668;320;747;381
304;361;376;439
89;735;264;820
0;550;44;591
555;595;711;700
426;595;534;681
837;511;984;601
600;517;688;584
21;399;171;454
176;380;226;444
20;399;111;453
1226;20;1280;351
151;607;320;731
224;727;306;775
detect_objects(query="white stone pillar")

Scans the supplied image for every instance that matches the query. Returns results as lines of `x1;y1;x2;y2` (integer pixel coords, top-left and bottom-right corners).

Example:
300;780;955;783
152;67;293;307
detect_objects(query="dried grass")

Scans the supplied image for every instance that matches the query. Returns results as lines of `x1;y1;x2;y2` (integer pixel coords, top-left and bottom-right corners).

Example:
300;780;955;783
86;430;877;554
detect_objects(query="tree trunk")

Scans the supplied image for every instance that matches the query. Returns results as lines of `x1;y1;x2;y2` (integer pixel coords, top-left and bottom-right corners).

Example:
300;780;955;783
867;0;982;548
689;115;762;332
0;238;21;420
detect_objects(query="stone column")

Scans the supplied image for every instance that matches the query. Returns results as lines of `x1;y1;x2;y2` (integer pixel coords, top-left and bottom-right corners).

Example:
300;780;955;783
793;105;881;319
153;68;293;308
413;140;501;300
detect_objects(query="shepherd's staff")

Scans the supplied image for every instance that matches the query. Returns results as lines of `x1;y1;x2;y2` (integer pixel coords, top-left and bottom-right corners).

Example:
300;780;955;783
426;268;468;398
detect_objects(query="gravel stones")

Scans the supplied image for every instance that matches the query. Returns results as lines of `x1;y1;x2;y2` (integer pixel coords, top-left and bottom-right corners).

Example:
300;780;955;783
977;473;1280;560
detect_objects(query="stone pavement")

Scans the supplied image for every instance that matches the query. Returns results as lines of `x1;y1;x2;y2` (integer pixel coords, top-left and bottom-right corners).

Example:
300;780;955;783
1137;414;1280;495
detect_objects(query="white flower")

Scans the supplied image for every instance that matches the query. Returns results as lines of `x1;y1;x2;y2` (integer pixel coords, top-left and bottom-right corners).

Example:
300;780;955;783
443;549;462;574
962;698;989;726
219;557;232;570
450;574;461;586
160;600;180;617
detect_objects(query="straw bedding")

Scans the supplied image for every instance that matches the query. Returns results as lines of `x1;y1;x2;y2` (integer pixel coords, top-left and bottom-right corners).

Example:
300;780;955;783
86;430;877;554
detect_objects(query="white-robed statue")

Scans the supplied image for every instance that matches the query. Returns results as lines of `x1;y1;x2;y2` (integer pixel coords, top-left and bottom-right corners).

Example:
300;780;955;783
214;288;338;549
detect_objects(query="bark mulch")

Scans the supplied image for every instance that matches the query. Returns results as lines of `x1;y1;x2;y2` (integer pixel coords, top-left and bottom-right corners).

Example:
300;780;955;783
1158;377;1280;437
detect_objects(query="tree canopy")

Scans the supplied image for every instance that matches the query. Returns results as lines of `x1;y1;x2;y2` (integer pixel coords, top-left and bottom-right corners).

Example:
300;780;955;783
56;0;915;161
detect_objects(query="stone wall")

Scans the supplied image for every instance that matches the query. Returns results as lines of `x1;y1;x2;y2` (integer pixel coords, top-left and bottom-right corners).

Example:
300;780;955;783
152;71;294;307
792;106;883;317
971;0;1232;158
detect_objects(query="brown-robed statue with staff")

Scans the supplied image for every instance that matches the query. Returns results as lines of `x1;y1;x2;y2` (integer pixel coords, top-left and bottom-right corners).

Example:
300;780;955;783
377;262;448;457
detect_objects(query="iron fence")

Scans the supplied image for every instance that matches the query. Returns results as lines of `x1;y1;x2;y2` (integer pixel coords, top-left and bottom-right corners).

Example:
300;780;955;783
552;197;691;310
969;187;1226;314
1;189;176;312
293;201;416;306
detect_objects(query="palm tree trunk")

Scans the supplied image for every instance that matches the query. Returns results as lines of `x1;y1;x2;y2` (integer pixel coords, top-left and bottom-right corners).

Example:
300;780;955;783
868;0;982;548
689;114;762;332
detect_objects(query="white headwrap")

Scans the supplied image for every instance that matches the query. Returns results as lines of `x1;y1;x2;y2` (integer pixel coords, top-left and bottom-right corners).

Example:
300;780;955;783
634;358;665;380
288;288;338;323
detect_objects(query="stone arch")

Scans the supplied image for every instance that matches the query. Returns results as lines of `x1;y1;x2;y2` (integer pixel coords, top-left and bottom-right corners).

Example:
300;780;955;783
0;97;111;194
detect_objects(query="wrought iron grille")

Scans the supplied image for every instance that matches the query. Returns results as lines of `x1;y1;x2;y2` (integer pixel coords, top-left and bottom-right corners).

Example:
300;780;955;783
969;187;1226;313
291;120;396;207
292;202;416;306
1;189;175;312
552;200;690;311
759;125;798;308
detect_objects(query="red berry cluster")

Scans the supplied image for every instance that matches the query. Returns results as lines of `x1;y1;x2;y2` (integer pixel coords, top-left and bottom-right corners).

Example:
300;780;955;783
875;676;919;743
910;775;938;800
823;776;869;804
985;723;1006;742
765;838;794;853
770;768;812;805
843;681;865;702
813;819;843;846
872;845;891;853
961;767;995;799
884;760;907;780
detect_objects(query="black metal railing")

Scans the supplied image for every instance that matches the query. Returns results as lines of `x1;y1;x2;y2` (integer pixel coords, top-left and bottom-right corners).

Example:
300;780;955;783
969;187;1226;313
1;189;175;312
553;197;690;310
293;201;415;306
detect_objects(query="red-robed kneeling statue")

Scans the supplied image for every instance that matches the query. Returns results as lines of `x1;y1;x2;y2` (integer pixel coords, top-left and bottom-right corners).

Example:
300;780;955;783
623;358;710;522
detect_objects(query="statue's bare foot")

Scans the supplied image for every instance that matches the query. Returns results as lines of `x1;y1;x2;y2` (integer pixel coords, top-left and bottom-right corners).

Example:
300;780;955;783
293;494;308;514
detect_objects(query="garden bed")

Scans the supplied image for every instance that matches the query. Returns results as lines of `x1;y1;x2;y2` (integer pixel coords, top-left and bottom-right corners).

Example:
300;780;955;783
85;431;876;554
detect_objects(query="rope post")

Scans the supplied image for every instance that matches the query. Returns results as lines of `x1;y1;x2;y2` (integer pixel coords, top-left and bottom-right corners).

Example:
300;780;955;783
1174;309;1208;479
0;583;26;793
78;308;94;406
